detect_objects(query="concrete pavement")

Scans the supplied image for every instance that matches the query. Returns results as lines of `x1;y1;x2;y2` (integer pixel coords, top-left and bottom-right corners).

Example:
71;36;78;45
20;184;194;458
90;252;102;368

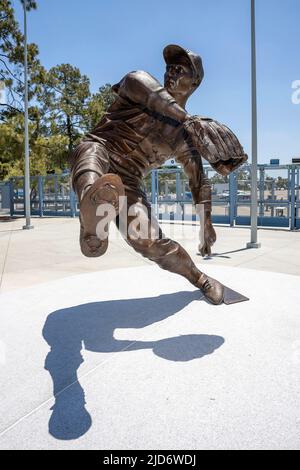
0;216;299;449
0;264;299;449
0;217;299;293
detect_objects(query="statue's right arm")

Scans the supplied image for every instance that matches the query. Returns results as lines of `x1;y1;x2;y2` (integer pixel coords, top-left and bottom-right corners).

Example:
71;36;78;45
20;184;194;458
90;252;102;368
114;70;188;123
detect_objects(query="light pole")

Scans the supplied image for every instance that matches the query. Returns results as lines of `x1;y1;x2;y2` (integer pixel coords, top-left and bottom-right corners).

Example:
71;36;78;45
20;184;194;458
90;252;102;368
247;0;260;248
22;0;33;230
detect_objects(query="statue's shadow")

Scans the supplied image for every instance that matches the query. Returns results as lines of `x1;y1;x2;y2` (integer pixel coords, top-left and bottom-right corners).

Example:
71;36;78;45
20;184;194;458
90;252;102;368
42;291;225;441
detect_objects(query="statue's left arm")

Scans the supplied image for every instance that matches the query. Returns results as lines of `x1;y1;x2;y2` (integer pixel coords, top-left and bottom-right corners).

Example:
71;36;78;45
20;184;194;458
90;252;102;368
175;148;216;257
174;116;248;256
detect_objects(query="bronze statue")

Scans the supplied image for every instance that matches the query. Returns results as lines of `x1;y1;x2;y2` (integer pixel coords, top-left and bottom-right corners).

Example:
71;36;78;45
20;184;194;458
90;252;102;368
70;45;248;305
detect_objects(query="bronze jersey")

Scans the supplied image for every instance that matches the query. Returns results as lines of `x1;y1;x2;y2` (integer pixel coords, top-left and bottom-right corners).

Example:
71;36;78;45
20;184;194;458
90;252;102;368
84;71;187;179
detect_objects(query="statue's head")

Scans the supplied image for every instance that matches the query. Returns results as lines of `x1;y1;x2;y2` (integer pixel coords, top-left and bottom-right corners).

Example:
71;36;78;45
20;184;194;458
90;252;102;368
163;44;204;105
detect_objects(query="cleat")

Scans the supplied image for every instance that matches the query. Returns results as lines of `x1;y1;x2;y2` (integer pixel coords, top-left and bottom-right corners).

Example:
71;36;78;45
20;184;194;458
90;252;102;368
79;174;125;258
196;273;224;305
195;273;249;305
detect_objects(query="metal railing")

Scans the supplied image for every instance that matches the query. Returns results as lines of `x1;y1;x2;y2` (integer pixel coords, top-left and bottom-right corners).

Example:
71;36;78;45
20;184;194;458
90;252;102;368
5;163;300;230
149;164;300;230
0;181;11;215
9;174;78;218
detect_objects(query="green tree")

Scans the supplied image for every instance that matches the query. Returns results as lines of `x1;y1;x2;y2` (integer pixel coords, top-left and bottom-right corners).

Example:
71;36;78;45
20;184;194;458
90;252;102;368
210;173;229;184
38;64;91;153
87;84;115;129
0;2;117;177
276;176;288;190
0;116;23;179
0;0;42;120
265;175;275;191
20;1;37;10
0;113;66;179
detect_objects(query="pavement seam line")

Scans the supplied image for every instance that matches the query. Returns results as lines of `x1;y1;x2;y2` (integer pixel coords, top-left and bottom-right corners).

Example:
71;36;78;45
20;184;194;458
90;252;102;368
0;337;148;439
0;228;13;293
0;310;174;439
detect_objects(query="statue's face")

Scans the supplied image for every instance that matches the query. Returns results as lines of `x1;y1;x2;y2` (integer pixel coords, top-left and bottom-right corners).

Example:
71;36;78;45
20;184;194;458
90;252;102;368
164;63;194;96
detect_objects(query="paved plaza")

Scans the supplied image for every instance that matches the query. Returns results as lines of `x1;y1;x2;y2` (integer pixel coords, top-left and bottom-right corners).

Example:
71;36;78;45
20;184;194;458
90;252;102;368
1;217;300;293
0;217;299;449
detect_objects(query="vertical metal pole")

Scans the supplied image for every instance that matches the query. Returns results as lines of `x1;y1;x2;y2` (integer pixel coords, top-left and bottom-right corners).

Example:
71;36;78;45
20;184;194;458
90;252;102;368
288;168;291;229
23;1;33;230
151;170;156;205
70;189;76;218
151;170;159;218
54;175;58;213
176;170;182;220
297;167;300;229
38;176;43;217
9;179;14;217
229;172;236;227
176;171;181;200
259;167;265;218
290;168;296;231
247;0;260;248
271;180;275;217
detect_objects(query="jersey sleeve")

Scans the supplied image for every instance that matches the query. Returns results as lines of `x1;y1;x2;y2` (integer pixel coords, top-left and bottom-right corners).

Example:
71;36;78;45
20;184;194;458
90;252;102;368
112;70;188;124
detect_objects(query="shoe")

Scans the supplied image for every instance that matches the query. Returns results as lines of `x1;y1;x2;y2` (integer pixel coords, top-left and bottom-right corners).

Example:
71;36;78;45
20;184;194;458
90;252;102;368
79;174;125;258
196;273;224;305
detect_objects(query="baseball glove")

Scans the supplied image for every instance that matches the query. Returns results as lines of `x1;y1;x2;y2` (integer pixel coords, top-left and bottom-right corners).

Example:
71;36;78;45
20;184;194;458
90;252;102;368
183;116;248;175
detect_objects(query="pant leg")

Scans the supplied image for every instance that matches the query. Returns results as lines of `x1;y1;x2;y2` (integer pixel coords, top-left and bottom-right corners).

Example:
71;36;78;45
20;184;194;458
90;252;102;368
117;185;202;287
70;140;110;199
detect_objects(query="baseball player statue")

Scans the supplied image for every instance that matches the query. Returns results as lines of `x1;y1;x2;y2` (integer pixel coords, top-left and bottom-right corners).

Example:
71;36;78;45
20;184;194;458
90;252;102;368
70;45;248;305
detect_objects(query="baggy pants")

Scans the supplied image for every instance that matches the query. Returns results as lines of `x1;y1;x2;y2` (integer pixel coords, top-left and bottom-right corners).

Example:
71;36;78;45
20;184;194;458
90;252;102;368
71;140;202;287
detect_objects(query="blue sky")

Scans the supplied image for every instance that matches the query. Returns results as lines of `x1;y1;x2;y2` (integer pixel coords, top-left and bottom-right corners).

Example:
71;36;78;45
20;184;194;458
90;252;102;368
14;0;300;164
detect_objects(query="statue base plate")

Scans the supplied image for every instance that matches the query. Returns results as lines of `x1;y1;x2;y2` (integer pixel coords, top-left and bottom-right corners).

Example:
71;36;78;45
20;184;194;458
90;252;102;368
223;286;249;305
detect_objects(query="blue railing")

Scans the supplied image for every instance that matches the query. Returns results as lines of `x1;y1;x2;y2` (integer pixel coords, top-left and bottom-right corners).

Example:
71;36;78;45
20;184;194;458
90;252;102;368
6;164;300;230
150;164;299;229
9;174;78;218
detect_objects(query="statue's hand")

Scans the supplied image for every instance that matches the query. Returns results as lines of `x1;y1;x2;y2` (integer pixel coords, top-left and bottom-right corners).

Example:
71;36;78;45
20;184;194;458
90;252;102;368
198;217;216;257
